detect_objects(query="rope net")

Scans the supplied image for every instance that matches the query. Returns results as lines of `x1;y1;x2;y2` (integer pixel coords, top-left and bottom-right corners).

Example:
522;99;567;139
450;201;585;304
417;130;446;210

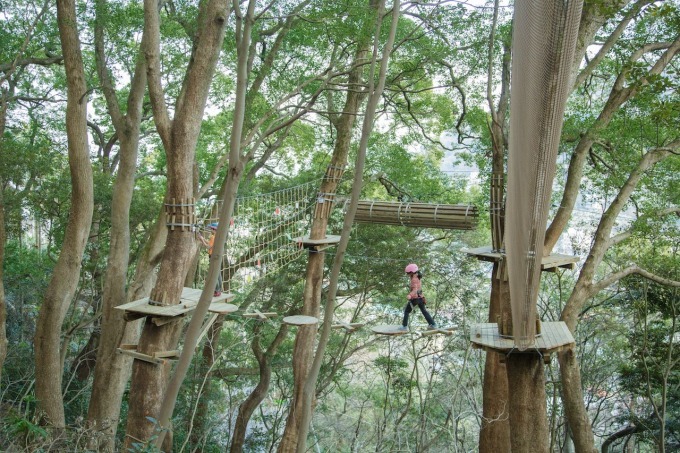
505;0;582;350
198;180;320;295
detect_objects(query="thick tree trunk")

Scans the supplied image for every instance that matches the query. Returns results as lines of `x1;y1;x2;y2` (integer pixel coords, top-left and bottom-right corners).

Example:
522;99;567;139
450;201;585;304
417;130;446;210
278;254;325;451
479;264;511;452
123;0;229;448
480;1;510;443
558;348;596;453
86;9;148;448
505;353;549;452
34;0;94;428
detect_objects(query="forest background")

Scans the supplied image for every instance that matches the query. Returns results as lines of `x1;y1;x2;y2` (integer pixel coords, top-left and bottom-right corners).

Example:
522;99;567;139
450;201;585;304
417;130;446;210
0;0;678;451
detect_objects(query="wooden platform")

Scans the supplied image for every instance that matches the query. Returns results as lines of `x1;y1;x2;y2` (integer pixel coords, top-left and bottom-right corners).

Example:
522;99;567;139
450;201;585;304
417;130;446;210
293;235;341;251
347;200;478;230
461;246;579;271
282;315;319;326
470;322;574;361
116;287;235;320
208;302;238;315
371;325;410;336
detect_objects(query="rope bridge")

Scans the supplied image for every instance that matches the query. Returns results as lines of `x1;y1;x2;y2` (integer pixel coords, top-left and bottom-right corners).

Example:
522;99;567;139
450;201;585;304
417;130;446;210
198;180;320;295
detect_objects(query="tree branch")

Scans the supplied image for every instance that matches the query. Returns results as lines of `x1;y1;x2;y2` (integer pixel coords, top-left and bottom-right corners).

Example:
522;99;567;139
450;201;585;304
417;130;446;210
591;265;680;294
573;0;653;90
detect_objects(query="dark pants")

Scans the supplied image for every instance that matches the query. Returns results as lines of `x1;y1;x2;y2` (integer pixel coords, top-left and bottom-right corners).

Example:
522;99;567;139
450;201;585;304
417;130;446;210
209;254;223;293
402;298;434;327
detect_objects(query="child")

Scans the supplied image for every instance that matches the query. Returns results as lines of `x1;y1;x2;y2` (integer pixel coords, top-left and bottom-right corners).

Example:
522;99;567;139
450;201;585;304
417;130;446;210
198;223;223;296
400;263;436;330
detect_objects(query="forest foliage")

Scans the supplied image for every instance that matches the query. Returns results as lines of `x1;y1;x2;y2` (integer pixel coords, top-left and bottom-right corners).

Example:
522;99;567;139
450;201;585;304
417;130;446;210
0;0;678;451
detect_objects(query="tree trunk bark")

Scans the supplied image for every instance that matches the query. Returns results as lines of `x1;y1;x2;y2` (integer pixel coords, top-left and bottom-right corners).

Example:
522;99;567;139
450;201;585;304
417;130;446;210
277;14;375;445
86;6;148;447
505;353;549;452
0;187;6;384
34;0;94;428
123;0;229;448
479;264;511;452
558;348;596;453
480;3;511;442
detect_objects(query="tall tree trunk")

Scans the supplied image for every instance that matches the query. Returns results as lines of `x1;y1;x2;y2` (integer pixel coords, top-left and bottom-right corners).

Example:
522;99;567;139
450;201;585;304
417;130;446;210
0;187;6;384
293;3;400;449
480;1;511;448
0;86;8;382
277;4;376;446
123;0;229;448
557;147;676;453
34;0;94;428
505;353;549;452
86;2;149;447
479;264;511;452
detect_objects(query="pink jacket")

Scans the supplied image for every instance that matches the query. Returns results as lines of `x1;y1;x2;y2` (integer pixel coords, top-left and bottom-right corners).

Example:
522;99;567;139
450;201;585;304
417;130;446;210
407;274;422;300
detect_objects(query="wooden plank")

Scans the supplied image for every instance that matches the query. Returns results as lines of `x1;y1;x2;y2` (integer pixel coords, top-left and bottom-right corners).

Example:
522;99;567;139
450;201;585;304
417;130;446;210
332;321;364;332
151;315;184;327
462;246;579;271
116;348;165;365
283;315;319;326
153;350;180;359
208;302;238;314
243;311;278;319
470;322;574;354
371;325;409;336
117;288;234;318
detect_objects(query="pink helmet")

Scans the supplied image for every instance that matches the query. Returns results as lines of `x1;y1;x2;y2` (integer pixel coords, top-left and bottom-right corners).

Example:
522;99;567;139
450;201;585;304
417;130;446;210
404;263;418;274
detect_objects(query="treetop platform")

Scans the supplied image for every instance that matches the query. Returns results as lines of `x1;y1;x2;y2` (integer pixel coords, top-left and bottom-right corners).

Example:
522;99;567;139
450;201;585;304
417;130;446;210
116;287;235;319
461;246;579;271
292;235;342;251
470;321;574;362
283;315;319;326
371;324;410;336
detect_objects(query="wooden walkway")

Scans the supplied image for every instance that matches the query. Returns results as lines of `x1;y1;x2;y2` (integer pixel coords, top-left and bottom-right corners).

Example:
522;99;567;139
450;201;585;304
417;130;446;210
347;200;478;230
461;246;579;271
470;322;574;362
